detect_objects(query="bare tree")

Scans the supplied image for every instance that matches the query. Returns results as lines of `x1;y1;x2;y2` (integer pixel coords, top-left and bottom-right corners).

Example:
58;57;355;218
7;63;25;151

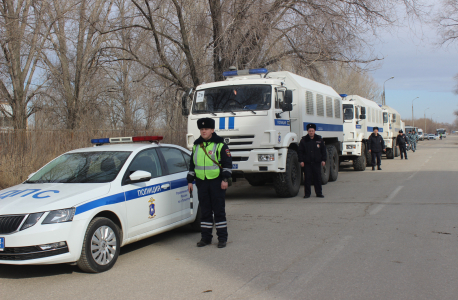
0;0;50;129
42;0;115;130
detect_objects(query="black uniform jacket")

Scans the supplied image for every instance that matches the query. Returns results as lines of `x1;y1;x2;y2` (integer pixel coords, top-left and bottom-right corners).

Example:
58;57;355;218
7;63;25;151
396;134;409;146
298;134;327;164
187;132;232;183
368;133;385;153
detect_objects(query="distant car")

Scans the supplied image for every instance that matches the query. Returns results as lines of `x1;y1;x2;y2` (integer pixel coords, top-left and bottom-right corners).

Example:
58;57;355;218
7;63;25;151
427;134;436;140
0;136;200;273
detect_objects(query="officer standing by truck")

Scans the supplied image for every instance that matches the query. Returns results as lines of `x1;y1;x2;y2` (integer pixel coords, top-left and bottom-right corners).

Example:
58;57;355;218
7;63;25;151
298;123;326;198
396;130;409;160
187;118;232;249
412;130;418;151
368;127;386;170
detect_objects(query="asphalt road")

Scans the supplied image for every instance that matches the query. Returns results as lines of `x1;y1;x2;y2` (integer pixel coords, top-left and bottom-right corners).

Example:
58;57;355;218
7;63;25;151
1;136;458;300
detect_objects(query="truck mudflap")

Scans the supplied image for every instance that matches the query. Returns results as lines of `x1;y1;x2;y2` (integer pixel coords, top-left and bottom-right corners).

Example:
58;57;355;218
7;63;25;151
231;148;288;173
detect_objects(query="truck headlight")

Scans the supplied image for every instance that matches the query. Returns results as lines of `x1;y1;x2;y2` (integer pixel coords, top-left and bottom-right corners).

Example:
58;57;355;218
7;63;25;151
20;212;44;231
42;208;75;224
346;145;356;149
258;154;275;161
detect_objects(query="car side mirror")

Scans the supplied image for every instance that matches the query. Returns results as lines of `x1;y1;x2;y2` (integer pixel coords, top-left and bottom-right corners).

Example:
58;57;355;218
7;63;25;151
128;170;152;184
359;114;366;120
27;172;36;179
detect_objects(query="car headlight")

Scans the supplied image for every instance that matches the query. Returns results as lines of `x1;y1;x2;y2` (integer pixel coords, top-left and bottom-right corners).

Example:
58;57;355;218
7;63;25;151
346;145;356;149
42;208;75;224
258;154;275;161
20;212;44;231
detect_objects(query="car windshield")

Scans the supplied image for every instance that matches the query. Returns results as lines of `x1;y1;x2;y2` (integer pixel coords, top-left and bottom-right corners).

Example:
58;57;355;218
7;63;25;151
192;85;271;114
343;104;353;120
26;151;132;183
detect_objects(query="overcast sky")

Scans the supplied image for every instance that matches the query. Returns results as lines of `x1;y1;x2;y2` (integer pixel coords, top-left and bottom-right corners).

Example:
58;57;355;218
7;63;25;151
370;2;458;125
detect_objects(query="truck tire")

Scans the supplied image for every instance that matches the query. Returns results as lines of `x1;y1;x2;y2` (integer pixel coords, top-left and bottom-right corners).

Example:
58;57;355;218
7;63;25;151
245;173;267;186
386;148;394;159
273;149;301;198
328;145;338;181
365;143;372;167
321;157;330;185
395;146;400;157
353;144;366;171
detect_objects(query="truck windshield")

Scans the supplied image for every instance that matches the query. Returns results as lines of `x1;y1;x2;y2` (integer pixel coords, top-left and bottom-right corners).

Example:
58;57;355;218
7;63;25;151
192;85;271;114
25;151;131;183
343;104;353;120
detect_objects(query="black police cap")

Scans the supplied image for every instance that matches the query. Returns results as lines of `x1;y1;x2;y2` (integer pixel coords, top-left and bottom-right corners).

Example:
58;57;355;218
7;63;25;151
373;126;379;131
306;123;316;130
197;118;215;129
399;130;403;133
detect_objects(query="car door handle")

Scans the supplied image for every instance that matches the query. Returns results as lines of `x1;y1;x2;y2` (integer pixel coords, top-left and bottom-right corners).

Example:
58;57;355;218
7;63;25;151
161;184;170;189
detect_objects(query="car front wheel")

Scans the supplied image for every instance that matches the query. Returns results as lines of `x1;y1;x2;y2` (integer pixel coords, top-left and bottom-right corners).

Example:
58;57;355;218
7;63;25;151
77;217;121;273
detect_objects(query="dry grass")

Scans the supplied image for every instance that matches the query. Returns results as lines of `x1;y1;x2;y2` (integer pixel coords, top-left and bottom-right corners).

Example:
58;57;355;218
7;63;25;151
0;129;186;189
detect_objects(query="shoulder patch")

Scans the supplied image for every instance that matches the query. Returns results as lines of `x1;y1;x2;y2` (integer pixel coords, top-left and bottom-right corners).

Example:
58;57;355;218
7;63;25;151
225;149;231;157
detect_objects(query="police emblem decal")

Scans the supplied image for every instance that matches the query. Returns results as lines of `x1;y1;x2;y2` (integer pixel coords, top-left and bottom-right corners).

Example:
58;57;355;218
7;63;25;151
224;138;230;144
148;197;156;219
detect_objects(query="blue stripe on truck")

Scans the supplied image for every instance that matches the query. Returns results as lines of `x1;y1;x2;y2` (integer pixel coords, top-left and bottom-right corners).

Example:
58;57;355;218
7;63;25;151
303;122;343;132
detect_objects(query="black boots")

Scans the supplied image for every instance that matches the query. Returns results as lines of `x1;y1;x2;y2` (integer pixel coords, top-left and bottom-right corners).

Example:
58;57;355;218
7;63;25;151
377;166;382;170
218;241;226;248
197;239;211;247
372;166;375;171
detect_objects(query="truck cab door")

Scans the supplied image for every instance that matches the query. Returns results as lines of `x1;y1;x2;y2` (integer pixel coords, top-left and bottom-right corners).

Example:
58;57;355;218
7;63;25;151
274;88;290;145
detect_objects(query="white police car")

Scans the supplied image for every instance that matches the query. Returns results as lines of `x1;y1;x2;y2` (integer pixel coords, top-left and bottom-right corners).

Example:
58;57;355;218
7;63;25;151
0;136;199;272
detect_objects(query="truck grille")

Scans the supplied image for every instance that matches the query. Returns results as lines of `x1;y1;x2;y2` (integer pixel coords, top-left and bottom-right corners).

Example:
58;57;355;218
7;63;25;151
220;135;254;147
0;215;25;234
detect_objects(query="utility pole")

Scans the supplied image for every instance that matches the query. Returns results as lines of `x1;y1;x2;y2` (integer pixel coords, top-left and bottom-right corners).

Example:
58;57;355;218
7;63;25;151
424;108;429;133
382;77;394;106
411;97;419;127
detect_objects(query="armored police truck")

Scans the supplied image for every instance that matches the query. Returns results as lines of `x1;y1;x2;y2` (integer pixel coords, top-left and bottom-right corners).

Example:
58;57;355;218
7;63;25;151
382;105;402;159
341;95;384;171
182;68;343;197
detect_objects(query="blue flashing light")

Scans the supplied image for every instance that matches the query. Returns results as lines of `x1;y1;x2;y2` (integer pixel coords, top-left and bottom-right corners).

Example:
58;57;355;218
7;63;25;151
222;70;238;77
223;68;268;77
249;68;268;74
91;138;110;144
340;94;347;98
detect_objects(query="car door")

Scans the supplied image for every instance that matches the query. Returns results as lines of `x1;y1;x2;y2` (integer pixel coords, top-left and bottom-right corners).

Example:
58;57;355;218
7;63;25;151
121;148;171;238
157;147;192;223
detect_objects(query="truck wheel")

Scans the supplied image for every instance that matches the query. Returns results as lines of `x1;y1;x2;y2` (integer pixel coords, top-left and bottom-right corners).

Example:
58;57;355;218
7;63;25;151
386;148;394;159
328;145;338;181
77;217;121;273
365;143;372;167
190;204;201;232
245;174;267;186
273;150;301;197
353;144;366;171
321;157;330;185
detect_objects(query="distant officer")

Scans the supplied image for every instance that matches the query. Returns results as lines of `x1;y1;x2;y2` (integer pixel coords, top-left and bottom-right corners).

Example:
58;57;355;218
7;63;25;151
411;130;418;152
187;118;232;248
368;127;386;170
407;131;413;151
298;123;326;198
396;130;409;160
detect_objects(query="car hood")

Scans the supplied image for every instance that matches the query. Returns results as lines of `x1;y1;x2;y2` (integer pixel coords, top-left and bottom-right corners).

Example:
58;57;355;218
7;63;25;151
0;183;112;215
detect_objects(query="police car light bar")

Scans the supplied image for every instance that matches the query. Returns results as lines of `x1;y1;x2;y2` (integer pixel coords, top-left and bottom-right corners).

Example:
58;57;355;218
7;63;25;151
223;68;268;77
91;136;163;144
340;94;347;98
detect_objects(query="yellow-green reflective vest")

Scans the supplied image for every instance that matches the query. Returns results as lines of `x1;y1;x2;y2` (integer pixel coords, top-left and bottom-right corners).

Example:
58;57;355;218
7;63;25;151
193;142;224;180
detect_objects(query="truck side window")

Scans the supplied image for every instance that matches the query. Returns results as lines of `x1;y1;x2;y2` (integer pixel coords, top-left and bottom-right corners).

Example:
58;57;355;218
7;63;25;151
355;107;360;119
275;90;284;109
383;112;388;123
306;91;314;115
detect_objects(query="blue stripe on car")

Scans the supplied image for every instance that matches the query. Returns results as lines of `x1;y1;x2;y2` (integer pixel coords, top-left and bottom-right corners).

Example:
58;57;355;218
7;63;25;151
75;178;189;215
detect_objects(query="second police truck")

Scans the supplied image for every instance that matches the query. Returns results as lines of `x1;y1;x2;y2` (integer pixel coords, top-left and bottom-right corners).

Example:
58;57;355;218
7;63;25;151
182;68;402;197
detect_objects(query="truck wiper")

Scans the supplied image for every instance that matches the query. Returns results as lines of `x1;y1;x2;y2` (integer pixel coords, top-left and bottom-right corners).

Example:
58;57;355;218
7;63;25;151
224;110;236;115
196;110;217;116
243;107;256;114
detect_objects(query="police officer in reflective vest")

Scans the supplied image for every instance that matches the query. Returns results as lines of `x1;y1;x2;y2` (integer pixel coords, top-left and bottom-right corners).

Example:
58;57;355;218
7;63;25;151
187;118;232;248
298;123;326;198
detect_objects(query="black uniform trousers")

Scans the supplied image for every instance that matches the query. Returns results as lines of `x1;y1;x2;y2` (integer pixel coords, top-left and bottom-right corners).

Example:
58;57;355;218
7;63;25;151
195;177;228;242
303;162;322;197
399;145;408;159
371;152;382;167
